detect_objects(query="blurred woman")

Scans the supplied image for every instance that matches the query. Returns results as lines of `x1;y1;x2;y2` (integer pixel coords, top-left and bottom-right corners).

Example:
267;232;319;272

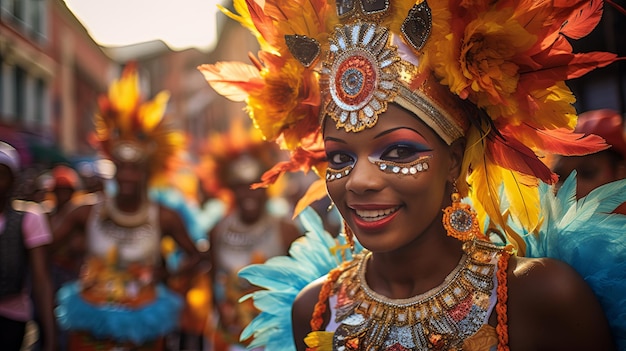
53;64;206;351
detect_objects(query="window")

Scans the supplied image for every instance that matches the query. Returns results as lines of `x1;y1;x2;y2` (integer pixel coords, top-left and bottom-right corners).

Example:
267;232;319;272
1;0;47;41
14;65;25;122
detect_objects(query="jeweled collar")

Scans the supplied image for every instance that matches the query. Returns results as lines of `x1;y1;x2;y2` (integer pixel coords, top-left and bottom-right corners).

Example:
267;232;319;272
331;240;504;350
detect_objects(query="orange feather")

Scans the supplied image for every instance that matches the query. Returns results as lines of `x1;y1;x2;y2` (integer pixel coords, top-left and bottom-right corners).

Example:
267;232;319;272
246;0;280;49
556;0;604;40
197;62;264;102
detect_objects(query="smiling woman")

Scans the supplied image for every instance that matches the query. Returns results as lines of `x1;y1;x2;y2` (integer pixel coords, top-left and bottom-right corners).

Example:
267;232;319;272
199;0;626;350
64;0;223;51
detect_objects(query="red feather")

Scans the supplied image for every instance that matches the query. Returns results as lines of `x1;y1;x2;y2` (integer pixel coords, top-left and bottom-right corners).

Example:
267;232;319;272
252;144;326;189
503;123;609;156
556;0;604;39
246;0;279;47
486;134;557;184
522;50;618;83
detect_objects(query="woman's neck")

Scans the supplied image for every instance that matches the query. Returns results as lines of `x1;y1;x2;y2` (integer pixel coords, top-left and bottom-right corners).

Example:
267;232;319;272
113;192;148;213
367;233;464;299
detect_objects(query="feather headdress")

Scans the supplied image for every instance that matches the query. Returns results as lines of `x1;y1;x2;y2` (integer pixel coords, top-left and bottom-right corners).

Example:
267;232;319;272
199;0;621;252
94;63;184;178
195;119;286;209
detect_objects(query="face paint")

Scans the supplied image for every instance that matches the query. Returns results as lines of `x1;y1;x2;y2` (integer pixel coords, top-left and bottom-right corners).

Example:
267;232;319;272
367;128;433;177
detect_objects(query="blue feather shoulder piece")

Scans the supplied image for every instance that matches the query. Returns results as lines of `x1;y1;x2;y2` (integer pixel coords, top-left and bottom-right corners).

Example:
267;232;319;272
238;207;362;351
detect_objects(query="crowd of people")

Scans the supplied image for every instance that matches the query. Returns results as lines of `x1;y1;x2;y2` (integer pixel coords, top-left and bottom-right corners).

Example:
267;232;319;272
0;65;307;351
1;0;626;350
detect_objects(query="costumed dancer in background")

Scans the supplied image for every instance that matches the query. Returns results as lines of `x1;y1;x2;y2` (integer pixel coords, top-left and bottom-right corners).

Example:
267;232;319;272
199;120;302;351
200;0;626;350
53;63;207;351
0;141;57;351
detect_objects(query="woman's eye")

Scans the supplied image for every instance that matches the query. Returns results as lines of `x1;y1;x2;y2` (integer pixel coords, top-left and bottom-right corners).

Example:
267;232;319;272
382;145;421;161
327;152;353;167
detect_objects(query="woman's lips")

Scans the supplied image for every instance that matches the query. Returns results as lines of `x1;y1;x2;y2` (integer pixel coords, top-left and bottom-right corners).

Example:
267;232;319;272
350;205;401;231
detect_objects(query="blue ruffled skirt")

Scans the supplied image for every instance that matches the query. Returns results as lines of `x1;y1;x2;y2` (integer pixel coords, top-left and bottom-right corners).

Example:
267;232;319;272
55;282;183;344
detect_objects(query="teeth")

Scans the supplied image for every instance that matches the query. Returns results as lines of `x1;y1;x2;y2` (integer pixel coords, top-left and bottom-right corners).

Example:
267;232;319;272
355;207;398;221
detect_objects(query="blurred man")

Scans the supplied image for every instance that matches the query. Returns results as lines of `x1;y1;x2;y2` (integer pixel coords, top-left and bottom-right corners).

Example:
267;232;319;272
552;109;626;213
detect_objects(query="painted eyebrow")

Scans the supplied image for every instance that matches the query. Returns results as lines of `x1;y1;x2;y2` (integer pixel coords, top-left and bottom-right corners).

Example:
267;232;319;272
324;136;347;143
324;127;425;143
374;127;424;139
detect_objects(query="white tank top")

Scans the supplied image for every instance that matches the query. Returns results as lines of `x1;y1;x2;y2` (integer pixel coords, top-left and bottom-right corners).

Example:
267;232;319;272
86;200;161;267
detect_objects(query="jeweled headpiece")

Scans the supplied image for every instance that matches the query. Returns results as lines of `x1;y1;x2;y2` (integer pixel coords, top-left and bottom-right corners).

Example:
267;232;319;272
199;0;620;251
94;63;184;178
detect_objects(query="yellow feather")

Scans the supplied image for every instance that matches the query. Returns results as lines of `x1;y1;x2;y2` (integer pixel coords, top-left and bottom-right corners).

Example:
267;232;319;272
462;125;534;253
500;170;540;232
217;2;272;52
139;90;170;132
304;331;334;351
108;68;140;132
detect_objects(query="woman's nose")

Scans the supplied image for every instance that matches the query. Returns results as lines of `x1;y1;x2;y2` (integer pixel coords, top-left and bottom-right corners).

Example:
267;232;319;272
345;159;385;194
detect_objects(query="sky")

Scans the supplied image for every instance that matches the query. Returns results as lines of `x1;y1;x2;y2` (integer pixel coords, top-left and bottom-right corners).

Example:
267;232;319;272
64;0;226;52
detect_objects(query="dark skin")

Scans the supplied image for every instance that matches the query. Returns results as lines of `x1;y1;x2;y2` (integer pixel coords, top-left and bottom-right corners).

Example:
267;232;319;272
292;104;615;351
0;164;57;351
48;184;85;281
230;182;301;249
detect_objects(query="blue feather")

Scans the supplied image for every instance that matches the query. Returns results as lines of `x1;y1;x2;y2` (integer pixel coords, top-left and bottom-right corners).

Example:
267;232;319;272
237;207;362;350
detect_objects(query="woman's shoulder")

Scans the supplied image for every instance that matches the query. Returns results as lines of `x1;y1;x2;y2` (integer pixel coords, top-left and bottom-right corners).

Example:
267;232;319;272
508;255;593;307
292;275;327;350
293;274;331;321
505;255;616;350
510;256;577;287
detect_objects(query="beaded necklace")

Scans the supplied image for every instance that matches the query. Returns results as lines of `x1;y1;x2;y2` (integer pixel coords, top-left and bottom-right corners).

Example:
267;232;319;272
103;197;150;228
330;240;505;351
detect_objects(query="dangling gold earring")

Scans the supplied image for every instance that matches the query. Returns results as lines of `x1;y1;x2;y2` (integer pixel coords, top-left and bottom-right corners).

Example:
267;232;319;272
327;201;335;212
442;180;480;242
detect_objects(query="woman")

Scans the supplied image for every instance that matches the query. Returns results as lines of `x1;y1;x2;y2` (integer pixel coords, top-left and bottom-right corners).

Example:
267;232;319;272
53;64;206;350
292;104;613;350
200;0;625;349
201;124;302;350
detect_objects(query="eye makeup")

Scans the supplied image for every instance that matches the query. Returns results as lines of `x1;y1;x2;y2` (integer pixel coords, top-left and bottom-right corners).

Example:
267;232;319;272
326;164;353;181
324;127;434;181
367;128;433;176
324;139;356;182
369;154;431;176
